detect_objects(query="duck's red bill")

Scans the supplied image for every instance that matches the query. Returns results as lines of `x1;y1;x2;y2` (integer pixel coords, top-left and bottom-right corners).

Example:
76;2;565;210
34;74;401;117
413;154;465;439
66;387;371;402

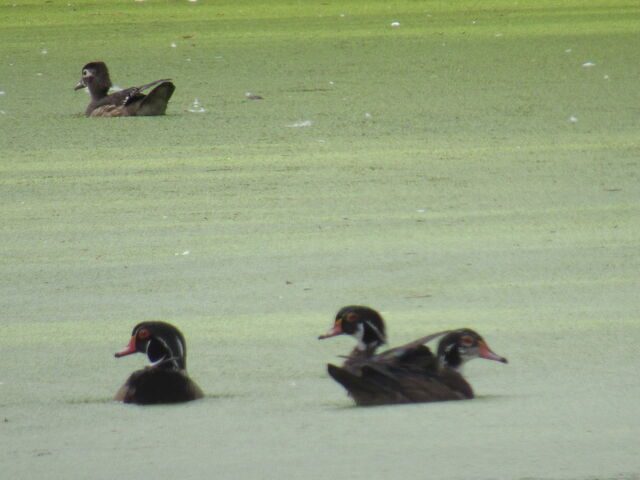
318;324;343;340
478;341;508;363
114;336;137;358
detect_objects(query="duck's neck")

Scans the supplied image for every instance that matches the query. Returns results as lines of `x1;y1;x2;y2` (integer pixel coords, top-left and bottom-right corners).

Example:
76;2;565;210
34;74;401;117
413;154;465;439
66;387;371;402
88;78;111;101
439;347;463;372
152;356;185;370
351;343;379;358
146;337;186;370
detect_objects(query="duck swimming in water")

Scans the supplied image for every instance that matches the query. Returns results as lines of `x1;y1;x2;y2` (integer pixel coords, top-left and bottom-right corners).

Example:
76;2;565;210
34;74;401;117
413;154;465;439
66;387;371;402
75;61;175;117
114;321;204;405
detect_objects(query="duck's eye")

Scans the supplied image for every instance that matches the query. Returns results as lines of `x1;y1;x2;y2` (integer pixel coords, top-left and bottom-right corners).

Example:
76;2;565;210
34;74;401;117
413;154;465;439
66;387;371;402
345;313;359;323
460;335;474;347
82;69;90;77
137;329;150;340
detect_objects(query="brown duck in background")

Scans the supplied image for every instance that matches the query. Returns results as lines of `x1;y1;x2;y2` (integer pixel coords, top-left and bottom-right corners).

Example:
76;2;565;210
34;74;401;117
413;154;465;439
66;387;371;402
114;321;204;405
74;62;175;117
319;305;508;406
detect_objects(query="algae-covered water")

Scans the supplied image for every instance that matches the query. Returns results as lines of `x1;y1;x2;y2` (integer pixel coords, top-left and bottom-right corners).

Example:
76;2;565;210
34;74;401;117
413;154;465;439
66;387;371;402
1;1;639;479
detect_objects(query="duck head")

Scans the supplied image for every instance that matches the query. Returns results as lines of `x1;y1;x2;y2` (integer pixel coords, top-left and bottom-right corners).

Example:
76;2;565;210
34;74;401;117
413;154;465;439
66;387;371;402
115;321;187;370
437;328;507;371
319;305;387;353
74;61;112;99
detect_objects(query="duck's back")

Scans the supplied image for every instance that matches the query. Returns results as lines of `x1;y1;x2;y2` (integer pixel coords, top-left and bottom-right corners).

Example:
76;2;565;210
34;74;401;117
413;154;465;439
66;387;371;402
329;344;473;406
115;367;204;405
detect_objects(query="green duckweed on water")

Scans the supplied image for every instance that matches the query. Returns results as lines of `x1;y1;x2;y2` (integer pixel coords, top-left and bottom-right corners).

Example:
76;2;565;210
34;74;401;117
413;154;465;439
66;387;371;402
1;1;639;479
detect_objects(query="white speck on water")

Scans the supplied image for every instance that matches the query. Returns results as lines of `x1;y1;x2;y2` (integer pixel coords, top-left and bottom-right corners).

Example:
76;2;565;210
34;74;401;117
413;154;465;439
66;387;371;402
186;58;191;62
603;74;609;80
364;112;372;118
340;13;345;17
390;21;400;27
36;72;43;76
188;98;207;113
188;0;198;3
0;91;5;95
41;49;48;54
416;209;426;213
471;20;477;24
582;62;596;67
287;120;312;127
170;42;177;48
495;33;503;37
174;250;190;256
329;81;334;85
565;48;572;53
0;110;5;115
569;115;578;123
214;56;223;61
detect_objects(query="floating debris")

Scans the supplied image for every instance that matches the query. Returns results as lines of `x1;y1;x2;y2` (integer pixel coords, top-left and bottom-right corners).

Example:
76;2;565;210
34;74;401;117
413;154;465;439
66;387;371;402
287;120;312;127
565;48;572;53
170;42;177;48
245;92;263;100
41;49;48;54
569;115;578;123
188;98;207;113
582;62;596;67
390;21;400;27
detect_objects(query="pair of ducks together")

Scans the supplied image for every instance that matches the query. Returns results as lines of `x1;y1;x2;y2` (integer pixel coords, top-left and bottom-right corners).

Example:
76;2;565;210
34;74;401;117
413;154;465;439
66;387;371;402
115;306;508;406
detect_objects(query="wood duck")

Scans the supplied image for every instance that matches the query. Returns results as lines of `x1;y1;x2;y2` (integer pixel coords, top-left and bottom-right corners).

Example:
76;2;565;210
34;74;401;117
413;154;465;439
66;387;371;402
74;62;175;117
318;306;508;406
114;321;204;405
